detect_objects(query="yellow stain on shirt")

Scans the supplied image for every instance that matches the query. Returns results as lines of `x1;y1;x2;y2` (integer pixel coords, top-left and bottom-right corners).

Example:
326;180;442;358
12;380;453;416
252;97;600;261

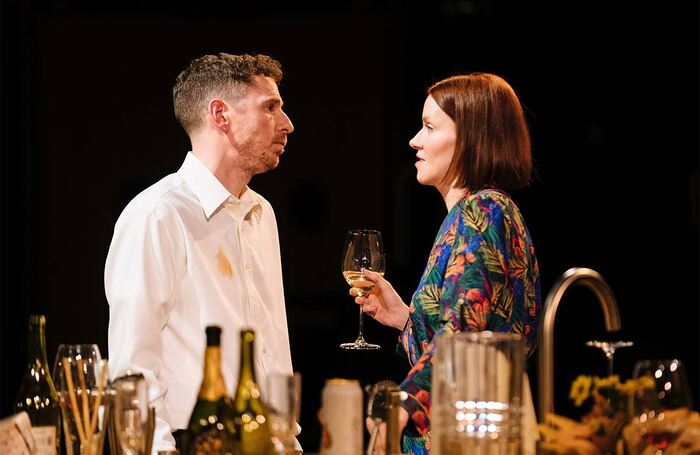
216;247;233;279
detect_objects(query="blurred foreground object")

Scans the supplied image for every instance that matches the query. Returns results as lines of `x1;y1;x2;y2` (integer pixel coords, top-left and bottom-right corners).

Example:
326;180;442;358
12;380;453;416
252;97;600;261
622;408;700;455
14;315;60;454
538;413;597;455
318;378;362;455
0;411;36;454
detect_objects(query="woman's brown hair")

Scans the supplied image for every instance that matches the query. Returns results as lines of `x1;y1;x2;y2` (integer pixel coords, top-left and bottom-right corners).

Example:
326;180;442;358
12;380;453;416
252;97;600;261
428;73;532;191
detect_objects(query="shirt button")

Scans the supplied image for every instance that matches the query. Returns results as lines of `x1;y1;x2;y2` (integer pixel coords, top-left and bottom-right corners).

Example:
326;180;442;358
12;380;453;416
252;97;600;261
262;347;268;354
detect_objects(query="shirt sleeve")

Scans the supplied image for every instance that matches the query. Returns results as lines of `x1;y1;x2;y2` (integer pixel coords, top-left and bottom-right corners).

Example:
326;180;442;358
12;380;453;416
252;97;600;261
398;213;469;437
105;206;183;451
399;322;456;437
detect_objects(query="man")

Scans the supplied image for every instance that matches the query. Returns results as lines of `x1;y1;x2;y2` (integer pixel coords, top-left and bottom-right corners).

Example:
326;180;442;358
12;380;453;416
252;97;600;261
105;53;296;452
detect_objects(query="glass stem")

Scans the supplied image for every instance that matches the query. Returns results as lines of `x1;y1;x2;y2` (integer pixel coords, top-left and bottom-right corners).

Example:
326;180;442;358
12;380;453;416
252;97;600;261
357;307;365;343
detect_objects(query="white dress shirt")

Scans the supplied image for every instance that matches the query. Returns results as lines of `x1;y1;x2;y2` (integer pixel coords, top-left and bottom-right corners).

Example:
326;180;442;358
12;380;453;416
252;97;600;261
106;152;294;452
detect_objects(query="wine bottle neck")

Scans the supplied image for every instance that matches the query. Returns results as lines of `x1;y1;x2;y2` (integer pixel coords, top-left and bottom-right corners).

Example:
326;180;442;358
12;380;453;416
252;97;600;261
199;346;228;400
238;331;256;384
26;316;50;369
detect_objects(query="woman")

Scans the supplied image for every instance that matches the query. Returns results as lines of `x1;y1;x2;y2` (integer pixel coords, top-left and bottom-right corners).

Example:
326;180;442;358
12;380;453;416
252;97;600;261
353;73;541;454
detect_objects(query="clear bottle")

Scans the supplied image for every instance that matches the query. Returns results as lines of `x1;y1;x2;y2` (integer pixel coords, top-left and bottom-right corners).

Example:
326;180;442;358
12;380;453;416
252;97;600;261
233;329;273;455
186;326;237;455
14;314;61;455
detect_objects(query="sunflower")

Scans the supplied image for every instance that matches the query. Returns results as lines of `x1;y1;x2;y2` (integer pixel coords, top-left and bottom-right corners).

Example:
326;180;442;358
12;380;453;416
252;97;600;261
593;374;621;391
615;378;637;395
569;375;593;407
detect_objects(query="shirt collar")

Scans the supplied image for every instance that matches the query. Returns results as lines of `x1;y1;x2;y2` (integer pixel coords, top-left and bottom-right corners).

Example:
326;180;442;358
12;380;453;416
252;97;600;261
177;152;261;220
226;187;263;223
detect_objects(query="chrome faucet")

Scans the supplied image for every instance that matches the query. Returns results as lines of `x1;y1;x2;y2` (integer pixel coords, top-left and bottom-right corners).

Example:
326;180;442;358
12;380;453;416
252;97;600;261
537;267;622;420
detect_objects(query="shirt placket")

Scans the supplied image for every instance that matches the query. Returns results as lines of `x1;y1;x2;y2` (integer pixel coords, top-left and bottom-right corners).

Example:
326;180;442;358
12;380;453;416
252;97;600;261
227;199;268;378
241;209;268;379
224;200;251;328
240;222;258;326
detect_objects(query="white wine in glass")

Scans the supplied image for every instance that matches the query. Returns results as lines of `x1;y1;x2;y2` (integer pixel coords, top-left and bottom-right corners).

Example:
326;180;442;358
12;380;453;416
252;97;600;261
342;271;385;295
340;229;385;350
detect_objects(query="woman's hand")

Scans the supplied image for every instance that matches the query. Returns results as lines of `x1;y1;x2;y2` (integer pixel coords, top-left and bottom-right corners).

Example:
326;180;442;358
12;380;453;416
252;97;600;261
350;269;409;331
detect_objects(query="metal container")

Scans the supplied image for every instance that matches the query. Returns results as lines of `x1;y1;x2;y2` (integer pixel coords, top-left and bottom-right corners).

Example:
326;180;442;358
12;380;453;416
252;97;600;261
319;378;362;455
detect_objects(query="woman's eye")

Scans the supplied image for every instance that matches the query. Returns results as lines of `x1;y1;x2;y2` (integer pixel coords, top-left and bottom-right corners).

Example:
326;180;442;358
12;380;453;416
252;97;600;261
425;124;434;132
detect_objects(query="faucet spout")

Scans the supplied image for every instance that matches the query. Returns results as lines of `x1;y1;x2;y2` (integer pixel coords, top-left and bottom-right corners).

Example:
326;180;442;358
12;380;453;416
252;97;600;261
537;267;622;421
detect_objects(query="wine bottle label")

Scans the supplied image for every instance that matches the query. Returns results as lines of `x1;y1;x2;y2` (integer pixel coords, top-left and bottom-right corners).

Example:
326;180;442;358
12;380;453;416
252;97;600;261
31;426;56;455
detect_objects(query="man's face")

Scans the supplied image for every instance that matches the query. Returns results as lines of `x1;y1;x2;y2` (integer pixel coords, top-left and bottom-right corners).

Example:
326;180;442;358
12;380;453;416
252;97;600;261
228;75;294;175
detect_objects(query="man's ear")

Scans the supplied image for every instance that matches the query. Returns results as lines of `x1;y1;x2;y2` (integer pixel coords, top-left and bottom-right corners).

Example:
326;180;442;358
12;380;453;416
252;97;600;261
208;99;229;133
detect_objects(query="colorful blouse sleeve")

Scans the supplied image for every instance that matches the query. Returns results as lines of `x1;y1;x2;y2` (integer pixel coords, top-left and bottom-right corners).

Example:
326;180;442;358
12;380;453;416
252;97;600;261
398;192;540;438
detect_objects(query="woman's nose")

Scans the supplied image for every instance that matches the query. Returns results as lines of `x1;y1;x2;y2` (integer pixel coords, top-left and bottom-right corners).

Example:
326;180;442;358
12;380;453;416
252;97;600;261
409;132;421;150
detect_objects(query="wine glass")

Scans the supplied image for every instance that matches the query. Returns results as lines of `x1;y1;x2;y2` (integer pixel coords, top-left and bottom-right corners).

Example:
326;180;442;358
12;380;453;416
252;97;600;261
630;359;694;454
265;372;302;454
112;371;149;455
52;344;109;455
585;340;634;376
340;229;385;350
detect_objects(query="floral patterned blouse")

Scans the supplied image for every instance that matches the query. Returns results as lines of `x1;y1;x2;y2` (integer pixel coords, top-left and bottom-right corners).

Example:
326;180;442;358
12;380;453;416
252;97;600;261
398;189;541;454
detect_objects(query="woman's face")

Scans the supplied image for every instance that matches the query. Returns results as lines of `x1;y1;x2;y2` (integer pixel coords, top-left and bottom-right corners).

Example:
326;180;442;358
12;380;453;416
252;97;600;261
409;95;457;190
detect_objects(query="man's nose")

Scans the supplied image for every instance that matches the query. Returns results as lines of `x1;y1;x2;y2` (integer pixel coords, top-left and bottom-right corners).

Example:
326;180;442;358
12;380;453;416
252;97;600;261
279;111;294;134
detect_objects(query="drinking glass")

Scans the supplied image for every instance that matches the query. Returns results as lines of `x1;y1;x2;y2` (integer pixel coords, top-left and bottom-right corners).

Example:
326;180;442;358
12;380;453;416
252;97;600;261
265;372;302;454
630;359;693;454
340;229;385;350
52;344;110;455
112;371;149;455
431;331;525;455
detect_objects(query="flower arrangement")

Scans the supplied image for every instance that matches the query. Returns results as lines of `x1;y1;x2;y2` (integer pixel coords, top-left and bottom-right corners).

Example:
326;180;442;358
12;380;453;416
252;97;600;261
538;375;656;455
568;374;655;454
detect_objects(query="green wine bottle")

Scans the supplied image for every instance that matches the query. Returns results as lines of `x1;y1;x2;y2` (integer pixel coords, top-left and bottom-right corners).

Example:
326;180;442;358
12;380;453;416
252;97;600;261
14;315;61;455
186;326;237;455
233;329;273;455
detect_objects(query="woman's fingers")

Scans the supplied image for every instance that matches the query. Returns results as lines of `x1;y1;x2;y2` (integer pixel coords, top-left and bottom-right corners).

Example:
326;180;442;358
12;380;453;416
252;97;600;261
357;297;378;313
362;268;385;282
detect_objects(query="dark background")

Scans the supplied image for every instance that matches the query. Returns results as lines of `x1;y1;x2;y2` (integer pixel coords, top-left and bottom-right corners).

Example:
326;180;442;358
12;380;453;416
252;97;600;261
2;0;698;451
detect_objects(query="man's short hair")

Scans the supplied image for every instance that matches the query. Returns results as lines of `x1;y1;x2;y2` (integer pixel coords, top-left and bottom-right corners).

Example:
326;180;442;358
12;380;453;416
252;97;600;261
173;53;283;135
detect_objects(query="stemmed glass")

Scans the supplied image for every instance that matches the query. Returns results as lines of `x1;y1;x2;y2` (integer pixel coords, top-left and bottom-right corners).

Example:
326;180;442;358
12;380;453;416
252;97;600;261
340;229;385;350
585;340;634;376
112;371;149;455
630;359;694;454
52;344;109;455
